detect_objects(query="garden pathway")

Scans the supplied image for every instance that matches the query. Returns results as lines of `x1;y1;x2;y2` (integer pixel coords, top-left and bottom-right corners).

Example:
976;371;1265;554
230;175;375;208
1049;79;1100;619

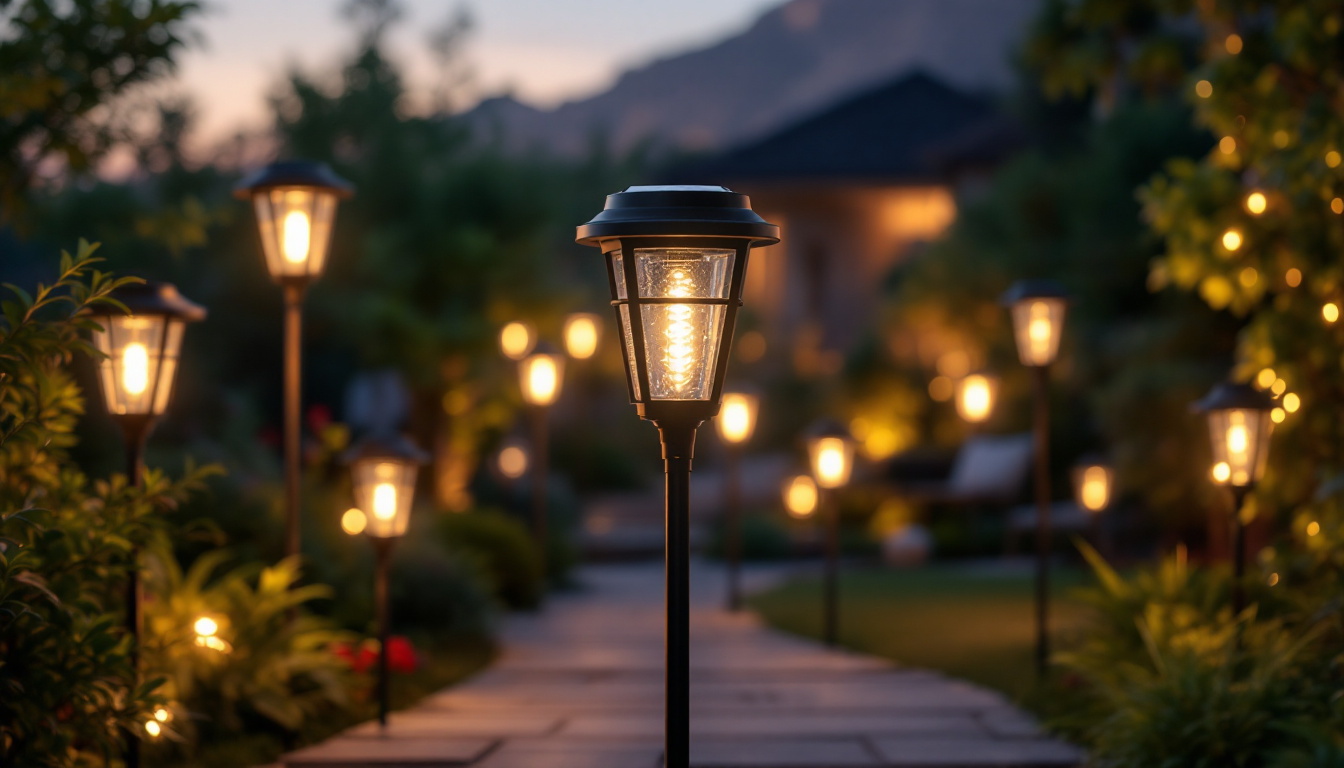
279;562;1085;768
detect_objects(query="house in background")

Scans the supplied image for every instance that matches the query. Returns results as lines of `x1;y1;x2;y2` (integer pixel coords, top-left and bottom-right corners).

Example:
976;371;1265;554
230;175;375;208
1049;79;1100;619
677;71;1019;376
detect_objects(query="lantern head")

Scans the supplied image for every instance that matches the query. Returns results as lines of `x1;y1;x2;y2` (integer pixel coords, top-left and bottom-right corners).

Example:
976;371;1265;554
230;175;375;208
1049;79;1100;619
1072;457;1115;513
1194;382;1274;489
782;474;818;518
807;419;855;490
715;390;760;445
89;282;206;419
342;432;430;539
563;313;602;360
576;186;779;424
1002;280;1069;368
955;372;999;424
234;160;353;285
520;341;565;407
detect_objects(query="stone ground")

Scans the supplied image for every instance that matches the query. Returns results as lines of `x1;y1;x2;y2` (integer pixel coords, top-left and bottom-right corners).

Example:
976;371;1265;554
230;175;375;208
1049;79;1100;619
279;562;1086;768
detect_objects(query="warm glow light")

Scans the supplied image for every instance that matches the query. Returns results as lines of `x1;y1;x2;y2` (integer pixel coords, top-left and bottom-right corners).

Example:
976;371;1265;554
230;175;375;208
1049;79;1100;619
1195;79;1213;98
1283;393;1300;413
1028;302;1053;361
1225;33;1243;54
1333;198;1344;215
1227;421;1249;455
522;354;561;406
956;374;995;423
1078;466;1111;512
1325;303;1340;324
1273;130;1290;148
193;616;218;638
281;210;312;264
1256;368;1276;389
145;721;162;737
812;437;851;489
563;314;600;359
500;322;534;360
1285;268;1302;287
341;508;367;535
498;446;528;479
1222;229;1243;251
1271;408;1286;423
1271;378;1286;395
783;475;818;518
1268;572;1280;586
1219;136;1237;155
1246;192;1267;214
717;392;757;444
1328;151;1342;168
928;376;953;402
1239;267;1258;287
154;708;170;723
372;482;398;520
122;342;149;396
664;269;697;395
1212;461;1231;483
1307;521;1321;537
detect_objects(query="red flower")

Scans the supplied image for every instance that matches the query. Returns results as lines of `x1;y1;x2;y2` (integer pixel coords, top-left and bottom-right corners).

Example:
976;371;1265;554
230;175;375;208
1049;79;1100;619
387;636;419;674
306;404;332;435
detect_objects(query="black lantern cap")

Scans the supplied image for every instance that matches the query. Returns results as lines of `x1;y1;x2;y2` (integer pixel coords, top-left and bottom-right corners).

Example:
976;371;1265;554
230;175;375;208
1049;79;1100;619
233;160;354;200
1073;452;1111;468
576;185;780;244
529;340;561;357
806;418;851;442
341;432;431;466
1193;382;1275;414
92;281;207;322
1001;279;1070;307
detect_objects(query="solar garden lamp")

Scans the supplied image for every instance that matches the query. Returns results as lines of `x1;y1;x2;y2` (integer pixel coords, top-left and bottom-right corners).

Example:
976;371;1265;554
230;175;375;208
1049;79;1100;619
714;390;759;611
1002;279;1068;677
577;185;779;768
235;160;353;561
343;432;429;728
88;281;205;768
955;372;998;426
1195;382;1274;616
807;420;855;648
519;342;565;580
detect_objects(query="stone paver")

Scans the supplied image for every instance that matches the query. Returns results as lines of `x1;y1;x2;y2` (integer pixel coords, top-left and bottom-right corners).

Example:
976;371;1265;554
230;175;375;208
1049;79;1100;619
282;562;1084;768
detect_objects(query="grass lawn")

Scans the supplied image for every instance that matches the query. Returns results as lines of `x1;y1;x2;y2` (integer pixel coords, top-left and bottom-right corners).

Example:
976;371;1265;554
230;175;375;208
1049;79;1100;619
748;562;1092;709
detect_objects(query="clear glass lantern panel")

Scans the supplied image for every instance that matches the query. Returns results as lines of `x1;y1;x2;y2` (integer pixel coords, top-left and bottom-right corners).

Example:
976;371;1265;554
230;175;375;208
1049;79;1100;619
253;187;339;280
1207;408;1272;487
91;315;183;416
353;459;418;538
1010;297;1067;367
633;248;734;401
809;436;855;489
609;250;628;300
1072;464;1115;513
617;304;641;400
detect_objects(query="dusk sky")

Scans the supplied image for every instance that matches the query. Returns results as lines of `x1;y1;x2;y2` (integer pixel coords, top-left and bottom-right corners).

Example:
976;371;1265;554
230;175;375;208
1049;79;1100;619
172;0;780;148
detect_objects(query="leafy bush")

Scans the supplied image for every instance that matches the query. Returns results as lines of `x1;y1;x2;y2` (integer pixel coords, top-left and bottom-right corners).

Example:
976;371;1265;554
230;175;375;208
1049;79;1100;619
437;509;544;609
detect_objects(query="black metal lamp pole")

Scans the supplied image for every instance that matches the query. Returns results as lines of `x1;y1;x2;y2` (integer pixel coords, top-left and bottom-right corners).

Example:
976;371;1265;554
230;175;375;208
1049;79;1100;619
89;282;206;768
1002;280;1069;677
1194;381;1275;619
806;421;854;649
519;343;564;582
236;161;353;562
343;432;430;729
578;186;779;768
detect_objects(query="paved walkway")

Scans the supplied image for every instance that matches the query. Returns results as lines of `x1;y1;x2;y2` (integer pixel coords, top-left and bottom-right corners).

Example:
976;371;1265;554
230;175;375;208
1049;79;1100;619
282;563;1085;768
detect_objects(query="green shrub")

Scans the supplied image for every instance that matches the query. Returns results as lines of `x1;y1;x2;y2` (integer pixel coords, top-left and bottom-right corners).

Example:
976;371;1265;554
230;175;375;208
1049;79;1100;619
389;531;496;636
437;509;544;609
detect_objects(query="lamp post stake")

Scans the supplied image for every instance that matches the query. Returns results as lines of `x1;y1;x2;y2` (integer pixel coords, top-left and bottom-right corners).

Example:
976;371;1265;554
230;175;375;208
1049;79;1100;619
530;405;549;579
373;536;394;727
823;488;839;647
1031;364;1052;675
283;282;305;561
660;423;695;768
1230;487;1248;616
725;442;742;611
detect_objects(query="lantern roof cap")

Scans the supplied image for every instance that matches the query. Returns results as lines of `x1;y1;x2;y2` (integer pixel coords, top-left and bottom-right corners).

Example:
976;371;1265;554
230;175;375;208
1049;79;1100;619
233;160;354;200
1073;453;1112;469
576;185;780;244
1000;279;1070;306
806;418;851;443
341;431;430;465
528;340;562;357
1193;382;1275;413
93;281;207;322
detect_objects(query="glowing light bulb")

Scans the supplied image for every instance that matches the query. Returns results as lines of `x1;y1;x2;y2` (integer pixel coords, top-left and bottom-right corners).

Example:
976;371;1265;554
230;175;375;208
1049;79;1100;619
154;708;170;723
1246;191;1267;214
1223;229;1243;251
526;356;559;404
281;210;311;264
122;342;149;396
1325;303;1340;324
372;482;398;520
1028;302;1053;362
814;438;849;487
718;393;755;444
145;720;162;737
957;374;994;423
663;269;697;394
1212;462;1231;483
193;616;218;638
341;508;367;535
1079;467;1110;512
498;446;528;479
500;322;534;360
564;315;599;359
783;475;817;518
1307;521;1321;536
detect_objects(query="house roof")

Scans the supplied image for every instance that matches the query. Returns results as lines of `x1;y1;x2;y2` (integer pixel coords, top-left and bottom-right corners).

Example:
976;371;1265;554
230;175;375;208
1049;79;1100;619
674;71;1018;184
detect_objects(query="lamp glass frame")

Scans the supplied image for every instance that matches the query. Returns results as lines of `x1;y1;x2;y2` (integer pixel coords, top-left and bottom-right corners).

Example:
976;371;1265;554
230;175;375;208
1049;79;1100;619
249;187;341;283
351;457;420;539
91;314;186;417
1072;463;1115;513
1207;408;1273;488
808;434;855;489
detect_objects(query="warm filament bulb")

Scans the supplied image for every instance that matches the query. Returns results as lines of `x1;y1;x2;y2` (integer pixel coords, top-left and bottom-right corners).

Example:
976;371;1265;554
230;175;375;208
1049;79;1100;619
1080;467;1109;511
815;438;849;487
193;616;218;638
122;342;149;395
282;210;311;264
784;475;817;518
664;270;697;393
958;375;993;422
526;357;559;404
564;316;599;359
1227;413;1249;457
372;482;398;520
719;393;755;444
1028;302;1052;361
